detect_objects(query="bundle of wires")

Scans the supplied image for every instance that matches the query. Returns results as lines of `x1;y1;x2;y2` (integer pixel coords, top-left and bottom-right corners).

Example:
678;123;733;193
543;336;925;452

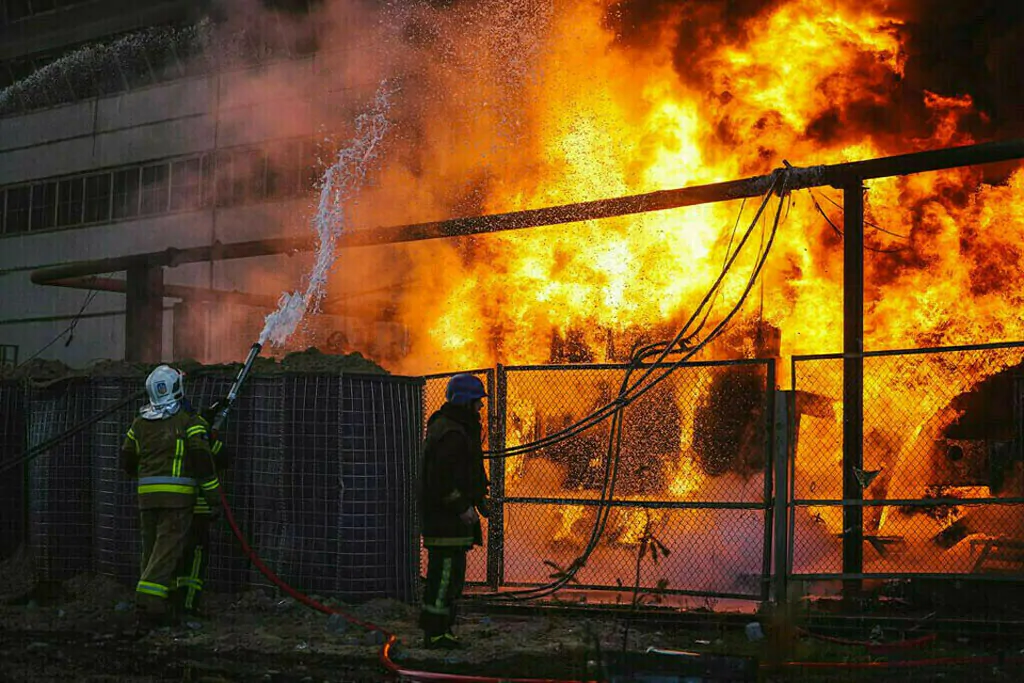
476;167;793;601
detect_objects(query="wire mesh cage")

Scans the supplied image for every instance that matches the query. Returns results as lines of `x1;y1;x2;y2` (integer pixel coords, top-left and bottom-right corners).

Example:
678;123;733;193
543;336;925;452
9;369;422;603
27;379;95;581
0;381;26;559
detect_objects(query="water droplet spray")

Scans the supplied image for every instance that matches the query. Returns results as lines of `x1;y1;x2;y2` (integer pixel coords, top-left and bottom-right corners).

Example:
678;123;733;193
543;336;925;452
212;82;396;427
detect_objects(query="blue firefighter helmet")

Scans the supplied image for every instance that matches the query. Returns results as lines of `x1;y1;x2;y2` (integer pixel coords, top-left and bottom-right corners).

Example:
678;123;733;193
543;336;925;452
446;374;488;406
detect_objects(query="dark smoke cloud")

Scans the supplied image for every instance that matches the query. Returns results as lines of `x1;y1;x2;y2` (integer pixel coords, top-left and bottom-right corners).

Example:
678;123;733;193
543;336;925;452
900;0;1024;138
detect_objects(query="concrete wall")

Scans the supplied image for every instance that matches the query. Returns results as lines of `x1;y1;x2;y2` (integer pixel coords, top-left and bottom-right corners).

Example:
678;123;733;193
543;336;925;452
0;54;364;368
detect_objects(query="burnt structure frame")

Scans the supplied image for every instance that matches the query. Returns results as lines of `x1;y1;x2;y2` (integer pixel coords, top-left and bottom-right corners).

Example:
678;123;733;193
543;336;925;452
790;339;1024;583
29;138;1024;597
426;358;777;602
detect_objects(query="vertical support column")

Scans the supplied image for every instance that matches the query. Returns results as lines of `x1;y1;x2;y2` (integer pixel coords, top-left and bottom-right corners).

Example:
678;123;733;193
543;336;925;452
125;264;164;362
486;365;507;591
760;361;778;602
842;181;865;598
772;389;792;604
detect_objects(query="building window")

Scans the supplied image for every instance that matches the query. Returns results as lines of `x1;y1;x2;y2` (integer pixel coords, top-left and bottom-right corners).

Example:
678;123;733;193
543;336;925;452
214;149;256;207
170;157;203;212
265;141;297;199
56;176;84;227
3;1;32;22
5;186;29;233
84;173;112;223
112;168;140;219
0;344;17;369
0;136;320;237
2;0;97;25
247;149;268;201
140;163;169;215
30;181;57;230
301;138;320;192
213;150;235;207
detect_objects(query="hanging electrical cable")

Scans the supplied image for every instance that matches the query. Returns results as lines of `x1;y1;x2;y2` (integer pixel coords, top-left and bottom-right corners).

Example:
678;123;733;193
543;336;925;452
478;170;792;601
483;168;789;463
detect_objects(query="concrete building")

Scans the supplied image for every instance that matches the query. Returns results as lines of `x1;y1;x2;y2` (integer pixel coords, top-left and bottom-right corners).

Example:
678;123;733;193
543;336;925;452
0;0;405;369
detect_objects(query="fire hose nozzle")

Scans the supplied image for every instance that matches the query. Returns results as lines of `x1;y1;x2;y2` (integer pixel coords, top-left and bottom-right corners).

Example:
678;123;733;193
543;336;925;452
212;342;263;432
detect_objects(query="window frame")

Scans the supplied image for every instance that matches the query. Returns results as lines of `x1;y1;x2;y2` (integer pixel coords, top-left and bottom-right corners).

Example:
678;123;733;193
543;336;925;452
0;135;320;238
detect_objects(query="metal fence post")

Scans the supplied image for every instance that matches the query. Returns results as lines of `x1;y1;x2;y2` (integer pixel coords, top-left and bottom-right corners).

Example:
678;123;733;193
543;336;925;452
772;389;791;604
487;365;506;590
842;180;865;598
760;361;777;602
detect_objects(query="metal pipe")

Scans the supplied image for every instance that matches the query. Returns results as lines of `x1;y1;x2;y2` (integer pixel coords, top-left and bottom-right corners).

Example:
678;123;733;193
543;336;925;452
30;138;1024;288
30;237;313;285
44;276;282;308
842;182;865;599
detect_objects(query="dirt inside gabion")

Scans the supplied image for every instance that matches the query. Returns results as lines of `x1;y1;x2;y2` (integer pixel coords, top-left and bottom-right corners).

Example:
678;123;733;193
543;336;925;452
0;348;388;387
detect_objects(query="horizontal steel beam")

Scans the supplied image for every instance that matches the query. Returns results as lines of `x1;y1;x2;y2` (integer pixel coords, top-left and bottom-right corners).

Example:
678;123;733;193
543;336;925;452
29;138;1024;286
44;275;389;320
30;237;312;285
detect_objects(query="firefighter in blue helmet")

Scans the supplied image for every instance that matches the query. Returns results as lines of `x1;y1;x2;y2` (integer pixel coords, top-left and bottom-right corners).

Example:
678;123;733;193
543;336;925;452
419;374;490;649
120;366;222;629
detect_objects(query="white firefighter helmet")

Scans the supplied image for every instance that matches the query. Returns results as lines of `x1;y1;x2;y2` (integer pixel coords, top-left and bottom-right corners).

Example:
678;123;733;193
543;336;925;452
145;365;185;411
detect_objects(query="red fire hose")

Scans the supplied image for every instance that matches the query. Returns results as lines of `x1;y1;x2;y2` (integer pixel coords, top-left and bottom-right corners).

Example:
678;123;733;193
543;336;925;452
219;488;593;683
218;489;1024;679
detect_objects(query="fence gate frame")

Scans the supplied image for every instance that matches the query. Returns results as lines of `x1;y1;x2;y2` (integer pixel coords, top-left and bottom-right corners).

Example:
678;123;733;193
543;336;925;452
424;359;778;601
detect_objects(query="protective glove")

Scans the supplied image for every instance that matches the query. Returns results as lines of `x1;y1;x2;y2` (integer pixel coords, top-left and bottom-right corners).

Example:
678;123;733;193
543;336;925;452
202;399;227;426
459;507;480;525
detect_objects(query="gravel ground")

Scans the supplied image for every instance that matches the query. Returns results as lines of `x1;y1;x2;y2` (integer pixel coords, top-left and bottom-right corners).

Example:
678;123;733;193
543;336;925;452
4;549;1024;682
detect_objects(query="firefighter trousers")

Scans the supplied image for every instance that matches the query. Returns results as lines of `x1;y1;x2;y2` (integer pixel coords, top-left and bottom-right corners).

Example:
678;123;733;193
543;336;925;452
419;546;468;637
174;513;211;614
137;507;193;614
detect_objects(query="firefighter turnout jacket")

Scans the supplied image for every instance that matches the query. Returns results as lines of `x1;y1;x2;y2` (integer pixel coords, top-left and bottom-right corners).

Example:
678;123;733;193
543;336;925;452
120;411;221;509
420;402;489;548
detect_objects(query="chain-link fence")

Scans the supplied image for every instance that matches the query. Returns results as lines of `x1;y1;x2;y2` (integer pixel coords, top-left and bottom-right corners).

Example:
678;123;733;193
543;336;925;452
791;341;1024;579
423;361;776;600
2;371;423;602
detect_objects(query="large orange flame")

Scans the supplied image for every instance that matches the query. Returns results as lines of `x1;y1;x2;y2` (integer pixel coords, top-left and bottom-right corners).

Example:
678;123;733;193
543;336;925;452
322;1;1024;568
357;0;1023;378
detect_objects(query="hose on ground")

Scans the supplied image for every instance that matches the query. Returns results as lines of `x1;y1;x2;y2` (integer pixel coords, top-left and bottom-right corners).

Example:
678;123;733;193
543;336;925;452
220;487;1024;679
218;486;595;683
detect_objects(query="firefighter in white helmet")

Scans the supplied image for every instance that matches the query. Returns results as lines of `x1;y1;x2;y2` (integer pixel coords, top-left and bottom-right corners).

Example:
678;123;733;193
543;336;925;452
120;365;221;629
